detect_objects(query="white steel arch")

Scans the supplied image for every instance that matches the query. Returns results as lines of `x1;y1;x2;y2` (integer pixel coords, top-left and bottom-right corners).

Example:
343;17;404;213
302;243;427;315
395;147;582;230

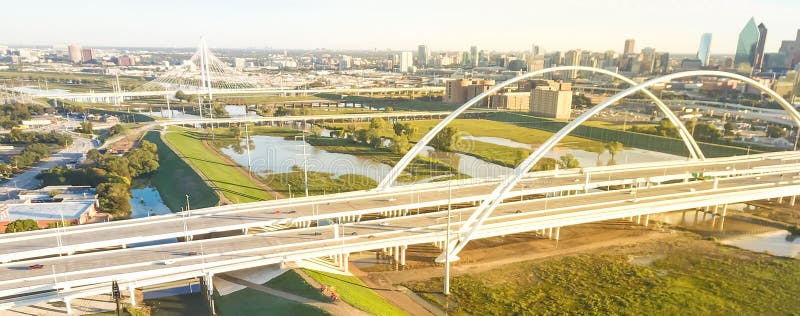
376;66;704;190
445;70;800;259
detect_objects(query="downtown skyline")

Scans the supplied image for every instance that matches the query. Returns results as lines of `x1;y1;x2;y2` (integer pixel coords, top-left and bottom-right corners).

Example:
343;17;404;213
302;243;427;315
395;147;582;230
1;0;799;54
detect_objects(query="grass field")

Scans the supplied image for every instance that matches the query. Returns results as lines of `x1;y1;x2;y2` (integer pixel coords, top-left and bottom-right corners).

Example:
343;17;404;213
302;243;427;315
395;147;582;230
304;269;408;316
164;126;275;204
0;71;146;92
143;131;219;211
261;170;377;197
305;136;465;183
406;234;800;315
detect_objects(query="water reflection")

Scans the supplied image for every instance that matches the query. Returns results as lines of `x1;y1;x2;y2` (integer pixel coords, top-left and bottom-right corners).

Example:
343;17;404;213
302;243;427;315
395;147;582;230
220;135;394;181
651;208;800;258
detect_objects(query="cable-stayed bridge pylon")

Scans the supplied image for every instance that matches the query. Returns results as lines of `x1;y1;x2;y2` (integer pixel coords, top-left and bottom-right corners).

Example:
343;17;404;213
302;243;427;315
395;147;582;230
135;37;259;99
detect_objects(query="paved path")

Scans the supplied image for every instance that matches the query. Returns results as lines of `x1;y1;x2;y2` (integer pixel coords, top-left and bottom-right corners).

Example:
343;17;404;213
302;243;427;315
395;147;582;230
217;273;369;316
0;136;95;200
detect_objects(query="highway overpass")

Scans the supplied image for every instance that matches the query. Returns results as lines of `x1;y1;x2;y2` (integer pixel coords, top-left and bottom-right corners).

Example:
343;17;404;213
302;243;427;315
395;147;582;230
1;152;800;312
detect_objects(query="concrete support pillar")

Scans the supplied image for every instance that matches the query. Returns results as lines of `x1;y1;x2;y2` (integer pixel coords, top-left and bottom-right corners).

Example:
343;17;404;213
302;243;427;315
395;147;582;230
205;272;214;296
636;215;641;225
64;298;72;315
343;253;350;273
242;227;248;235
547;227;553;239
128;283;136;306
387;247;393;256
713;204;719;215
644;214;650;227
778;196;784;204
400;245;407;266
721;204;728;217
792;195;797;206
394;246;400;262
704;205;710;212
554;227;561;241
333;224;339;240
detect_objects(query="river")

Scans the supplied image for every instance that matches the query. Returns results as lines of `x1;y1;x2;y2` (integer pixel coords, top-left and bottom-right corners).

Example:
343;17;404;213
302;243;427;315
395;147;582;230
650;206;800;258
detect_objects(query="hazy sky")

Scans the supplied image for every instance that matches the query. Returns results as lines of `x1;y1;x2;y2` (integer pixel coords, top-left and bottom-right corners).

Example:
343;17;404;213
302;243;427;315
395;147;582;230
1;0;798;54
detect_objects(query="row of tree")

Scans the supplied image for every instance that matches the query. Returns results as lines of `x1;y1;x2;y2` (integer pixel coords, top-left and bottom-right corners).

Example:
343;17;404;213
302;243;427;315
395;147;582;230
0;103;46;129
1;129;73;146
0;143;52;178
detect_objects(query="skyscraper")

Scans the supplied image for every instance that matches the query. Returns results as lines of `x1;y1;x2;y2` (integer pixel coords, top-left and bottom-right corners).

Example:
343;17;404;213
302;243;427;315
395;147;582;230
779;29;800;69
531;45;541;56
417;45;429;67
696;33;712;67
564;50;581;79
623;39;635;55
399;51;413;73
68;44;81;63
470;46;479;67
734;17;761;70
80;48;93;63
753;23;768;72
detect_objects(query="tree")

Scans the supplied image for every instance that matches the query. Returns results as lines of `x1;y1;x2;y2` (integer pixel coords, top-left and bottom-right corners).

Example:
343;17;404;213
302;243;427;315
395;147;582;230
229;125;242;138
310;125;323;136
558;154;581;169
389;135;411;154
5;219;39;233
97;182;132;217
766;125;788;138
77;122;93;134
723;122;736;136
655;118;678;138
369;117;389;130
430;127;460;151
588;146;606;161
393;122;418;137
109;124;126;136
532;158;558;171
605;141;624;160
86;149;103;164
694;123;722;142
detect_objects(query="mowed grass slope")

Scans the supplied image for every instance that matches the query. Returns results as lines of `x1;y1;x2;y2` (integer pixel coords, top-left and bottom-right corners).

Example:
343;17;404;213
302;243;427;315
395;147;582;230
164;127;274;204
304;269;408;316
215;287;329;316
143;131;219;211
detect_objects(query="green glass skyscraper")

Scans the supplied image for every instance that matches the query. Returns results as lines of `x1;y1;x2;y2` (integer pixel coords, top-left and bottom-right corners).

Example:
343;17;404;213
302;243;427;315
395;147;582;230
734;17;762;71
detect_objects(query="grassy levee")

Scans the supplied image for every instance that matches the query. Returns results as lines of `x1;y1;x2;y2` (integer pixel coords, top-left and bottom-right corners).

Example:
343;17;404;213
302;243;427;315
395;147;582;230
143;131;219;211
304;269;408;316
164;126;275;204
489;111;773;157
406;235;800;315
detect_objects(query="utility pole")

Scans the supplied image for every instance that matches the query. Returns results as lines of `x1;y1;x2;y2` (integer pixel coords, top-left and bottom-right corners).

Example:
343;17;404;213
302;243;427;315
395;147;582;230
302;131;309;197
444;180;452;296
